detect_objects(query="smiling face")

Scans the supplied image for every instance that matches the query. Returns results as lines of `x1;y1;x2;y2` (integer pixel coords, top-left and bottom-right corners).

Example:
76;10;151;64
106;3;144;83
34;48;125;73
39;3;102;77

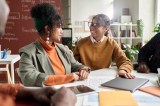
89;19;107;41
89;14;111;41
0;0;10;36
49;24;63;43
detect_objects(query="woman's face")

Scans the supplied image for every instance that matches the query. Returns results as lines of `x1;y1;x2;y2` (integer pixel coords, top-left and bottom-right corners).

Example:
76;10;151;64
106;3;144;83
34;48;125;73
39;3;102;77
49;24;63;43
89;19;107;39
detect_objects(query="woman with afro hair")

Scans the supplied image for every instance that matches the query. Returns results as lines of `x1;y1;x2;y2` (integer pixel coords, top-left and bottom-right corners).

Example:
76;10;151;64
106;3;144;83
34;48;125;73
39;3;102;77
18;3;90;87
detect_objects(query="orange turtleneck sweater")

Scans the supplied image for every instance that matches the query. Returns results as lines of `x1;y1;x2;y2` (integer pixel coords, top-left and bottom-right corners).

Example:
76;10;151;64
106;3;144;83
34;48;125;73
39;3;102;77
39;38;74;86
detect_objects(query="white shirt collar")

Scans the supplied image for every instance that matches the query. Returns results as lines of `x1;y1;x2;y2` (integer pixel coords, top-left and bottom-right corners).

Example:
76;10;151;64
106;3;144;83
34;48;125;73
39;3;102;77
90;36;105;43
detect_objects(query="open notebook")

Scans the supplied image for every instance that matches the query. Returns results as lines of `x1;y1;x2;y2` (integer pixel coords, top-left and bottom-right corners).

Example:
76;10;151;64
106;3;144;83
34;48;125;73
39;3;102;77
101;77;149;92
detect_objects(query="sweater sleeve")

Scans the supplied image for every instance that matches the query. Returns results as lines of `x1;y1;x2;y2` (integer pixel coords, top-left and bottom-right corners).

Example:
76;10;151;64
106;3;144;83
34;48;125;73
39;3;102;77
44;74;74;86
112;41;133;73
138;33;160;64
73;44;81;62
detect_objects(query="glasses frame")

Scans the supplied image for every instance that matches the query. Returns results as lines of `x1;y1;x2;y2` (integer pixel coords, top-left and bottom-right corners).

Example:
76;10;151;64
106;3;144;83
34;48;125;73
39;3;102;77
88;22;101;28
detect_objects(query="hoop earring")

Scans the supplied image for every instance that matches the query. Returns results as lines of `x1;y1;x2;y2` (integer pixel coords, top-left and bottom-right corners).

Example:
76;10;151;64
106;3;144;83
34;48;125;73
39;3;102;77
46;34;50;44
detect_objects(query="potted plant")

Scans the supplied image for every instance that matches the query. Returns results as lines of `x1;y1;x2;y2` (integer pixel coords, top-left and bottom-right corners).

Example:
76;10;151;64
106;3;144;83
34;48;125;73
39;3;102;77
137;19;144;37
67;22;72;28
66;37;82;51
153;23;160;33
122;44;139;62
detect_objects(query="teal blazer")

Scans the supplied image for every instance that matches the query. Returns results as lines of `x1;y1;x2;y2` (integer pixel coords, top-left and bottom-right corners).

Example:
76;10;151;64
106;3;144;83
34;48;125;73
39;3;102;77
18;40;88;87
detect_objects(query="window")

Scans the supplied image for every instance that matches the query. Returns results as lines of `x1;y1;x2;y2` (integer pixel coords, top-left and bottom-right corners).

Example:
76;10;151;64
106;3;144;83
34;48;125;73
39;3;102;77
156;0;160;23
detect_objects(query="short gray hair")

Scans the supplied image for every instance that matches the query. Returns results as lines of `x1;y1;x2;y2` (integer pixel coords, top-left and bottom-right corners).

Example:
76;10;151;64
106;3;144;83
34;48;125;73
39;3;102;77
92;14;110;28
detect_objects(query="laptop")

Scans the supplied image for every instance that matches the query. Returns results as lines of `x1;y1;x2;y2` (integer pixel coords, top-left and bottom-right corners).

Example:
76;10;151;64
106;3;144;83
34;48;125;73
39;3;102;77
68;85;97;96
101;77;149;92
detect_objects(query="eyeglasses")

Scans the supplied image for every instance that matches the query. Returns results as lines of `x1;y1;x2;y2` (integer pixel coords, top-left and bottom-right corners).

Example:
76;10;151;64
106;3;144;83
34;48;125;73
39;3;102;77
88;22;100;28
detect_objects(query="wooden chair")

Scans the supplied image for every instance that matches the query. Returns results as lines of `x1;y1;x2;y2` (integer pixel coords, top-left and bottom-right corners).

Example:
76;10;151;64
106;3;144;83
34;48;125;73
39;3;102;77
0;64;12;84
15;68;22;83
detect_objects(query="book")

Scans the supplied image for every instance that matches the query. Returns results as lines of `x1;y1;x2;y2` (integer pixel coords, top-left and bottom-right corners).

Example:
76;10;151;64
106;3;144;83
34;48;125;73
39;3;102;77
132;29;137;37
99;91;138;106
101;77;149;92
139;86;160;97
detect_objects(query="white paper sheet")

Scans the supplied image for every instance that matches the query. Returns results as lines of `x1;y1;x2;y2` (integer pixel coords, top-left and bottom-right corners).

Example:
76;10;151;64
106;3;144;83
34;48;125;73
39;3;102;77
83;93;99;106
87;68;117;90
133;91;160;106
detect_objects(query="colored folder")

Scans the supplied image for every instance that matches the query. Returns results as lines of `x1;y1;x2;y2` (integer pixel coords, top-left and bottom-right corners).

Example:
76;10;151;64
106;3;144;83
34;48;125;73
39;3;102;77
99;91;138;106
139;86;160;97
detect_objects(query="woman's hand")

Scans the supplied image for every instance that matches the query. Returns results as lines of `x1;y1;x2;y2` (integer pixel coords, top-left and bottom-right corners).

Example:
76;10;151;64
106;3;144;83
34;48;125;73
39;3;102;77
117;70;135;79
137;62;150;73
78;69;90;80
72;72;80;81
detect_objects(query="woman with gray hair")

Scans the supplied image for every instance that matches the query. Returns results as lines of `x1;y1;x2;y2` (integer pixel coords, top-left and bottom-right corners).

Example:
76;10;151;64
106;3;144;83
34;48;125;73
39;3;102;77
74;14;135;79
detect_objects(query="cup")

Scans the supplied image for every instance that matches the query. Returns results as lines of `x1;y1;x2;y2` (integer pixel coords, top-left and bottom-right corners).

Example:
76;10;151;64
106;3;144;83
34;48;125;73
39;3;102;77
7;50;11;55
1;51;7;59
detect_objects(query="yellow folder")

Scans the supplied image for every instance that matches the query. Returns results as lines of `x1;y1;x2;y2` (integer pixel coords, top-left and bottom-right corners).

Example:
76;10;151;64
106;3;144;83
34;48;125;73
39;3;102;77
99;91;138;106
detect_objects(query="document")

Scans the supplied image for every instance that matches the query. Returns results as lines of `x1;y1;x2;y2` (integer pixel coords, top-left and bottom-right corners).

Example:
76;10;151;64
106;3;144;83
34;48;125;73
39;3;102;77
89;68;117;77
87;68;117;90
83;69;117;106
87;76;114;90
131;70;158;86
83;93;99;106
133;91;160;106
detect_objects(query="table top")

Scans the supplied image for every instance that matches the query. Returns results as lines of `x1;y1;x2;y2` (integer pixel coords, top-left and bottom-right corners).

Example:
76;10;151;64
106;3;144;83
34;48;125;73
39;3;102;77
52;68;160;106
0;55;20;64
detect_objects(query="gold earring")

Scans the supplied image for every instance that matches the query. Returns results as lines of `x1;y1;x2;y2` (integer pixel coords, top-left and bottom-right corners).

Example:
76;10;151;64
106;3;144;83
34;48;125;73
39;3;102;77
46;33;50;44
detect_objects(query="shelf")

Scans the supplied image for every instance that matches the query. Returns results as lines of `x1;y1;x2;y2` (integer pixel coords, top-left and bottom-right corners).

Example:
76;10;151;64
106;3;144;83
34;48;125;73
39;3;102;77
131;37;142;39
110;23;143;47
113;37;142;39
111;23;137;26
110;23;142;63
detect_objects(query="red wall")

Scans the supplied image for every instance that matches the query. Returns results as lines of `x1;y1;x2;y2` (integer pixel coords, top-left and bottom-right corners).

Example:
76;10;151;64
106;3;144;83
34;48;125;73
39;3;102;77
0;0;61;54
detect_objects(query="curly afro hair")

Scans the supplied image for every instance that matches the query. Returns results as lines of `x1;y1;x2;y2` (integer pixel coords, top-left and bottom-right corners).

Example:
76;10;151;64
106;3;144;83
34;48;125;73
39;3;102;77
30;3;61;34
